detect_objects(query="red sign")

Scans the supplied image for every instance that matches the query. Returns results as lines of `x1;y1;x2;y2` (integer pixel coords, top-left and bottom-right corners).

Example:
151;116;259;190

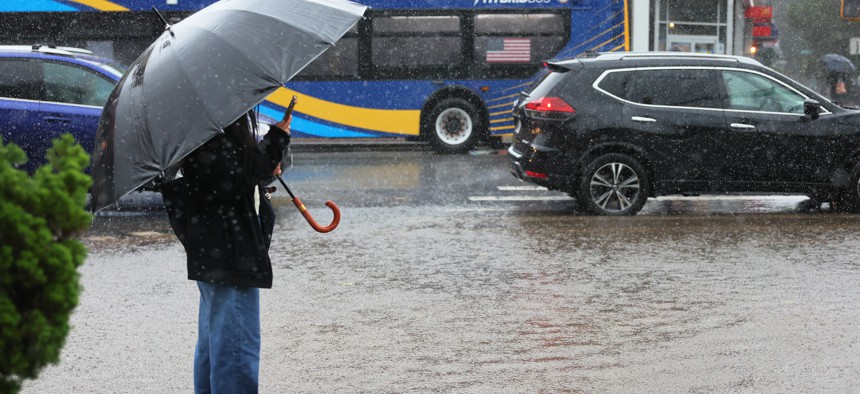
745;6;773;21
752;24;773;38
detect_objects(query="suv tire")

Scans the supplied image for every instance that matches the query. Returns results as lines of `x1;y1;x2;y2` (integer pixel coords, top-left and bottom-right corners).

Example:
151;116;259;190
426;98;481;154
579;153;649;216
833;162;860;212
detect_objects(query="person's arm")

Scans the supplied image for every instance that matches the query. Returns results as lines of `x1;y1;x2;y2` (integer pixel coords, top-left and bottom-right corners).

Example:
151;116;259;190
257;117;291;179
184;112;291;198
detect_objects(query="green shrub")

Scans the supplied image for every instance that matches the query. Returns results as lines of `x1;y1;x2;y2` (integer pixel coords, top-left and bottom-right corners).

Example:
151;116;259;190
0;135;92;393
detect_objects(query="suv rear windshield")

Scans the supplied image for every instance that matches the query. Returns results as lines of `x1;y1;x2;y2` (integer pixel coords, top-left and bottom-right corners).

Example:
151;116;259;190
526;70;567;100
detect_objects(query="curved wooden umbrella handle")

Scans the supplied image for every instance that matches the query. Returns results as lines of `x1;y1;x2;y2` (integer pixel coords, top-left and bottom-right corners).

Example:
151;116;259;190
292;197;340;233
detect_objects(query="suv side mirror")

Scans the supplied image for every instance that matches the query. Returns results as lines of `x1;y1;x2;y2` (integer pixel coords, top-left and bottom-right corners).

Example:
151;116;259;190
803;99;820;120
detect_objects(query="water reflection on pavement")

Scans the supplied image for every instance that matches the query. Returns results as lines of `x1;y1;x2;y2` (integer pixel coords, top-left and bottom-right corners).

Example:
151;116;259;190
23;151;860;393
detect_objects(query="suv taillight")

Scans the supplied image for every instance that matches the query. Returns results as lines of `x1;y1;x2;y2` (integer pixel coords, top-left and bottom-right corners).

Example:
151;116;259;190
523;97;575;120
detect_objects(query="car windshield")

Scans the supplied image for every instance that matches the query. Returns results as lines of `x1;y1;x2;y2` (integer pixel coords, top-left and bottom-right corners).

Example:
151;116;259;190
74;55;127;78
100;63;126;78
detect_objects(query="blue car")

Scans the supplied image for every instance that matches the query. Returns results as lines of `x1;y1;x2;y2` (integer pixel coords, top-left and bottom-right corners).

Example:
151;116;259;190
0;45;123;173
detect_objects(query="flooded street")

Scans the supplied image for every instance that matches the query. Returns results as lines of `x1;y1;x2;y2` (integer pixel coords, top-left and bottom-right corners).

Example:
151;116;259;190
24;150;860;393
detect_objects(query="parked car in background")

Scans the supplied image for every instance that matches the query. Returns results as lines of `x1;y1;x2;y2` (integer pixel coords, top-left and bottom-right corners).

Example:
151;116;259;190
509;52;860;216
0;45;123;173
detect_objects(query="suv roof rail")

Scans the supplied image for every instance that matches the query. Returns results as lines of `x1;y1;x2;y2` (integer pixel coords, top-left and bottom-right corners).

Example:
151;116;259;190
592;51;763;66
0;44;94;58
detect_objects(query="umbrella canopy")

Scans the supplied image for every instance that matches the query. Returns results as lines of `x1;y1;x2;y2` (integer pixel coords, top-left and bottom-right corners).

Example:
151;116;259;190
820;53;857;75
90;0;367;212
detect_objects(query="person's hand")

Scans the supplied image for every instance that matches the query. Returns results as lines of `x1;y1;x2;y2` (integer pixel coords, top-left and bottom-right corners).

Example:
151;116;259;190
273;163;282;177
274;115;291;135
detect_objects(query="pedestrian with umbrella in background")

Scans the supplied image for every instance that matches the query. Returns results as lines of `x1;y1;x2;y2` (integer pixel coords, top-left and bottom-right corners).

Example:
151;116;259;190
819;53;859;107
89;0;366;392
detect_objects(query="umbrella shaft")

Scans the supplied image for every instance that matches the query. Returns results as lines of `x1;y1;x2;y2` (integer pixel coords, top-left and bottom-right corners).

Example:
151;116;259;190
276;176;296;199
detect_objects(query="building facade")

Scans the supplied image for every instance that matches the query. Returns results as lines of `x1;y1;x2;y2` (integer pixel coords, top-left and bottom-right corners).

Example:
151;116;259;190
630;0;765;59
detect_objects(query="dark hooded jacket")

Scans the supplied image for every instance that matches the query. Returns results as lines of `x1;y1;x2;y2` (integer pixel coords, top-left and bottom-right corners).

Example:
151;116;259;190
161;113;290;288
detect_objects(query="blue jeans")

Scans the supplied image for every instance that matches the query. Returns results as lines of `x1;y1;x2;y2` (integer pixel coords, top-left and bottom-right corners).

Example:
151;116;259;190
195;281;261;394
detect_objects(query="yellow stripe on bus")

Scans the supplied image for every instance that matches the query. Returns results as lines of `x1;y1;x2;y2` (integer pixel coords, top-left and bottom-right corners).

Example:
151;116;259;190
567;19;625;55
498;81;533;93
623;0;631;50
591;33;626;53
486;92;520;103
609;43;626;52
68;0;129;11
268;87;421;136
487;102;514;110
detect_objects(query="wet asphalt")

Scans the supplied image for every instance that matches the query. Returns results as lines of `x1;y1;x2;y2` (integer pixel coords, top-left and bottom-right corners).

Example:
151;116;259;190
22;148;860;393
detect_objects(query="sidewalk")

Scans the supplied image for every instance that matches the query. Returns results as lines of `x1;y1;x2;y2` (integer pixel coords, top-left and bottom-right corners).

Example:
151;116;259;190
289;137;429;153
289;137;510;154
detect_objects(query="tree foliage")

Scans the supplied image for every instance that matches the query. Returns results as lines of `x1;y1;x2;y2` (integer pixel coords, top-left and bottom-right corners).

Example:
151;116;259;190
0;135;92;393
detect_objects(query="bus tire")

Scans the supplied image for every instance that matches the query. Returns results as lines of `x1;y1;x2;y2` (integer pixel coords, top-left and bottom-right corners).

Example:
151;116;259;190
426;98;482;154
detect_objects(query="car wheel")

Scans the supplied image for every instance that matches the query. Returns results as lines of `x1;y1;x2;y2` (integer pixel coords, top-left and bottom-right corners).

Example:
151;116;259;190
579;153;649;216
426;98;481;154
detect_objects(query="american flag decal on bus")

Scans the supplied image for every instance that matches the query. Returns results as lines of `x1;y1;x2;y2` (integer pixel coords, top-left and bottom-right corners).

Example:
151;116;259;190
486;37;531;63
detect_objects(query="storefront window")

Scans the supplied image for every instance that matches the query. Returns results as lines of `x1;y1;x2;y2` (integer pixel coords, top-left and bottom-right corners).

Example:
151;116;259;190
656;0;730;54
664;0;724;23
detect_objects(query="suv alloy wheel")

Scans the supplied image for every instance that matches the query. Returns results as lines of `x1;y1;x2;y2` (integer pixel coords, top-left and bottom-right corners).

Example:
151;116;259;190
579;153;650;215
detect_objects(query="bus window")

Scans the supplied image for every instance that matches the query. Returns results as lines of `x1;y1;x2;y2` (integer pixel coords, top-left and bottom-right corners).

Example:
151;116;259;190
373;15;459;33
297;37;359;79
474;36;567;65
474;13;565;34
297;24;359;79
371;15;463;69
372;36;462;68
474;13;568;70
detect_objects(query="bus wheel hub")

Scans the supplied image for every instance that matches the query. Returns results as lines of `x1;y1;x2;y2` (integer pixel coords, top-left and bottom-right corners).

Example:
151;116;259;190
444;118;462;134
435;107;472;145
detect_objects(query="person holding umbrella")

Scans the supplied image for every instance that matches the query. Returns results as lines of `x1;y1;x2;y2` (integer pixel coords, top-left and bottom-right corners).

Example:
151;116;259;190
160;110;291;393
88;0;366;391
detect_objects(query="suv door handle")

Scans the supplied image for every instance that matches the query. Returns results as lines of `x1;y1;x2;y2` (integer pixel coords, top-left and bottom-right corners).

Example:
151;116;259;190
631;116;657;123
44;116;71;123
730;123;756;130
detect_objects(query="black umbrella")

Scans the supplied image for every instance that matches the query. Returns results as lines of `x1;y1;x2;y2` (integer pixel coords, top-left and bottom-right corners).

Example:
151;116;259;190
820;53;857;74
90;0;367;213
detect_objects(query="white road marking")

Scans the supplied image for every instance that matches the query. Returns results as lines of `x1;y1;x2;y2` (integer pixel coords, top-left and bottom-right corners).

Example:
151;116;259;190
442;207;521;212
468;196;573;202
497;186;548;191
472;189;809;204
653;195;808;202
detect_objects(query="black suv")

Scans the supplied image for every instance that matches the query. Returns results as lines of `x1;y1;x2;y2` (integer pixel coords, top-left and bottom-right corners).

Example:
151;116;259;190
509;52;860;215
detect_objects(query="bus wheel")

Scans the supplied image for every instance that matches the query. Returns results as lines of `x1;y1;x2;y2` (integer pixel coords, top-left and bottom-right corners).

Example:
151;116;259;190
427;98;481;154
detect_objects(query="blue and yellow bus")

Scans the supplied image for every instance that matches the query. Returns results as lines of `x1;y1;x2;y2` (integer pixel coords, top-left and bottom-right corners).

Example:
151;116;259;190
1;0;628;152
